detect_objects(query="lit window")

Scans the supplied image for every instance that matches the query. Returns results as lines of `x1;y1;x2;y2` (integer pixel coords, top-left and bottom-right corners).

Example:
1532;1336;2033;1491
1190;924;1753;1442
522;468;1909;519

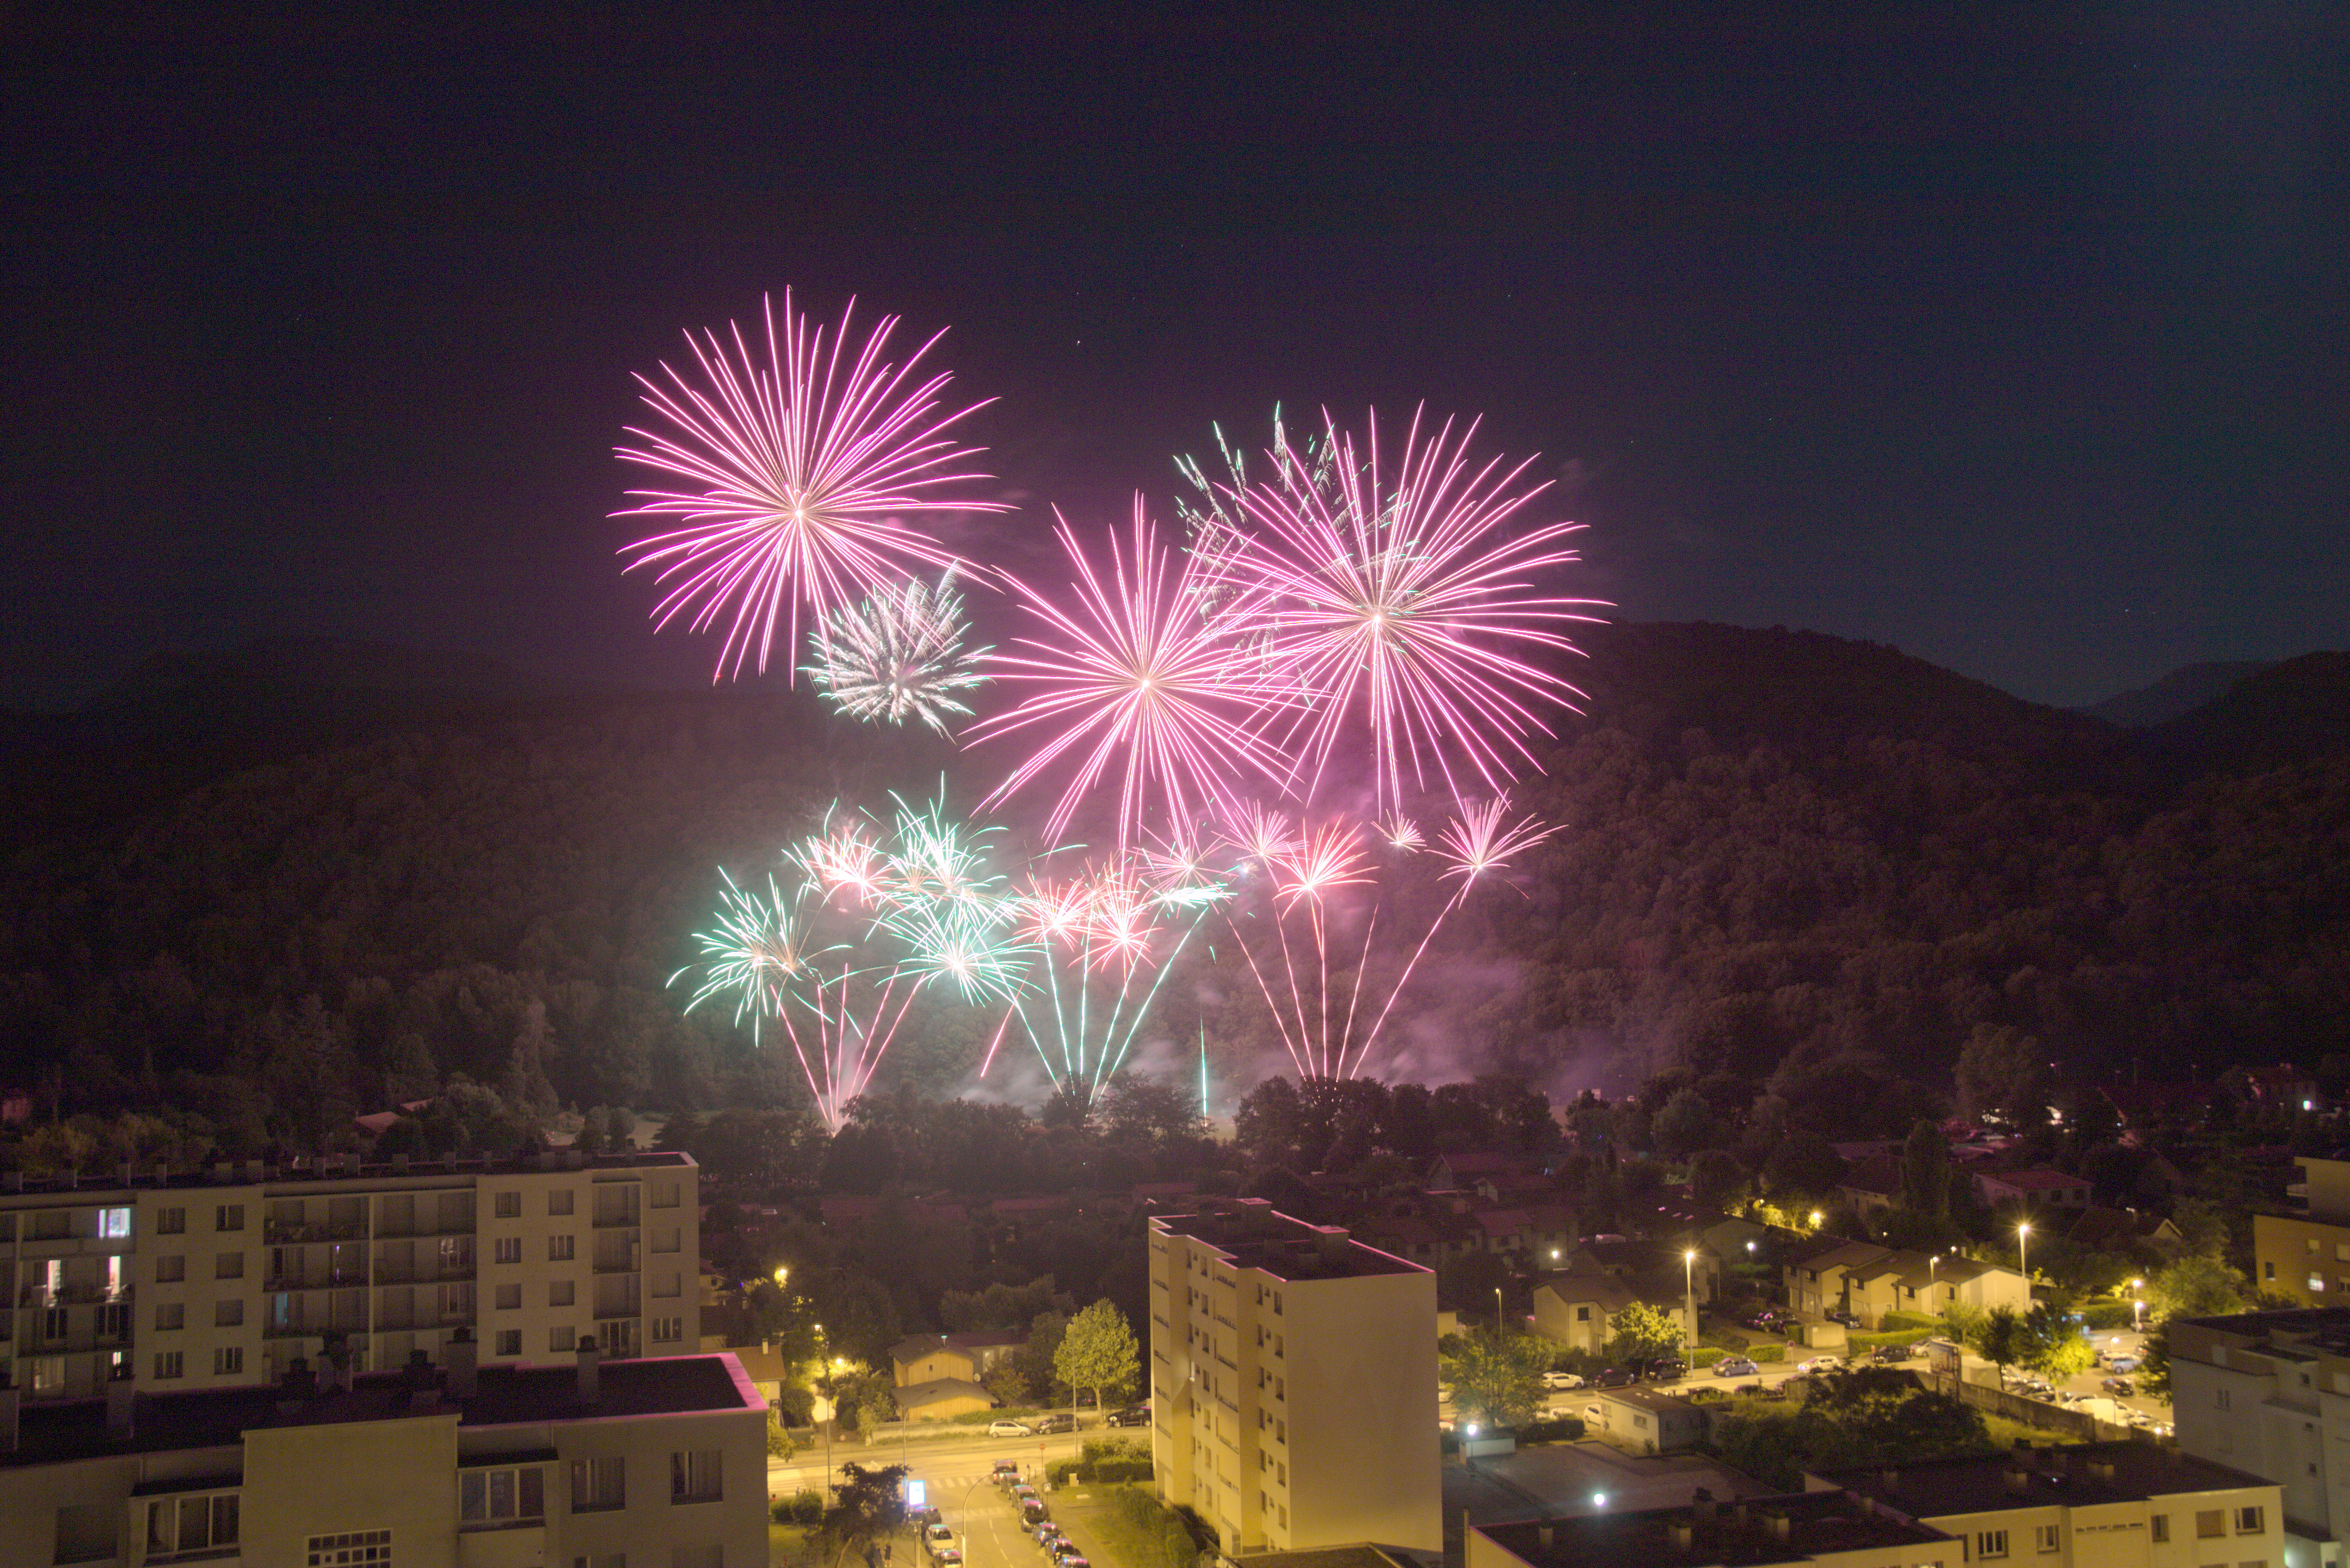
98;1207;132;1238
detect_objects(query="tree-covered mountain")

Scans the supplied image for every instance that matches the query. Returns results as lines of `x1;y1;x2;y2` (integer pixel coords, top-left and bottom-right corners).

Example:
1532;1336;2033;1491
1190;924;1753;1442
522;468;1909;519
2077;659;2274;729
1;623;2343;1159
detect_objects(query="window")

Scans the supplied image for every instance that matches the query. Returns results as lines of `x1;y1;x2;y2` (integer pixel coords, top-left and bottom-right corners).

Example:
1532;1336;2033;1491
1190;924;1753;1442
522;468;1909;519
157;1255;186;1283
572;1455;626;1511
214;1346;244;1377
216;1204;245;1232
495;1191;521;1218
549;1189;575;1215
652;1316;683;1343
495;1237;522;1264
2238;1505;2266;1534
2265;1262;2277;1280
307;1530;392;1566
496;1284;522;1310
549;1235;576;1262
2198;1510;2227;1539
2034;1523;2059;1552
215;1252;245;1280
2312;1273;2326;1293
216;1299;244;1327
460;1465;546;1527
54;1503;117;1565
154;1351;185;1379
2218;1389;2234;1411
551;1327;576;1352
146;1494;239;1562
99;1206;132;1238
1576;1306;1591;1322
652;1180;680;1209
1975;1529;2008;1559
2310;1238;2321;1253
2151;1514;2170;1542
496;1330;522;1356
671;1449;723;1503
157;1205;186;1234
156;1302;185;1331
551;1280;576;1307
653;1226;681;1254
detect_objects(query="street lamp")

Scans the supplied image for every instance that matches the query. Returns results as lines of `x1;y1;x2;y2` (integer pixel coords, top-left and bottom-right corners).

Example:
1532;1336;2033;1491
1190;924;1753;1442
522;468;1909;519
2130;1278;2144;1332
1683;1249;1699;1353
1495;1286;1506;1328
1810;1210;1824;1232
2016;1222;2031;1279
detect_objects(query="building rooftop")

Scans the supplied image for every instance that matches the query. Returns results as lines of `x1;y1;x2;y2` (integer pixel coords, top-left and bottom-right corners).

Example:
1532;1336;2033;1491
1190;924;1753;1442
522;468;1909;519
1235;1546;1422;1568
1979;1169;2087;1192
3;1353;760;1470
1152;1202;1428;1280
2171;1305;2350;1361
0;1148;694;1201
1815;1440;2271;1517
1477;1490;1950;1568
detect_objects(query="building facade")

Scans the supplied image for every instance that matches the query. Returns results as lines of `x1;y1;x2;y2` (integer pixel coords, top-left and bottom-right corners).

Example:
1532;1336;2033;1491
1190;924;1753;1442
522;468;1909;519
1148;1201;1440;1556
0;1150;701;1403
2255;1157;2350;1308
1470;1490;1959;1568
2168;1307;2350;1567
1783;1240;2028;1329
0;1346;767;1568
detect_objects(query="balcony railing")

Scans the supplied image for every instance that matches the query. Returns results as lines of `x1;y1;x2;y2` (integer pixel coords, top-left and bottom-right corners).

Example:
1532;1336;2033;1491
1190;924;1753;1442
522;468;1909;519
263;1220;368;1245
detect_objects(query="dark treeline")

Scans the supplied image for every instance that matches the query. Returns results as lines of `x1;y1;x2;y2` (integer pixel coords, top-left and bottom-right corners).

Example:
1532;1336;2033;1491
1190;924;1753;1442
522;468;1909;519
0;623;2343;1158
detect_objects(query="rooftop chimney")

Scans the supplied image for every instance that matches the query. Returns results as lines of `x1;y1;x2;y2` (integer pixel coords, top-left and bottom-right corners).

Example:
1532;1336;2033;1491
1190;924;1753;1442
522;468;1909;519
444;1328;478;1399
106;1367;137;1442
0;1370;18;1454
576;1342;602;1404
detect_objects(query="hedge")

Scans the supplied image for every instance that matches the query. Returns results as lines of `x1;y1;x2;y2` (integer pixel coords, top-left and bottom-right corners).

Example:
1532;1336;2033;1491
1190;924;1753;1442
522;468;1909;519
1749;1344;1786;1363
1848;1328;1932;1352
952;1407;1048;1425
1691;1347;1726;1368
1880;1311;1938;1332
2083;1303;2132;1330
1516;1416;1584;1443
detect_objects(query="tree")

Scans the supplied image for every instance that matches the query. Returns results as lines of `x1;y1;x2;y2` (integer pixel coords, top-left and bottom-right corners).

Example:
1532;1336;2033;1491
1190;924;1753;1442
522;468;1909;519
2138;1327;2172;1402
1652;1088;1724;1162
1014;1310;1068;1404
820;1463;909;1568
1056;1299;1141;1416
1900;1120;1952;1220
2148;1255;2247;1321
1607;1301;1685;1367
766;1408;801;1459
1439;1326;1550;1429
1761;1132;1848;1201
1970;1306;2025;1382
1689;1148;1749;1212
2015;1304;2094;1380
1956;1025;2047;1127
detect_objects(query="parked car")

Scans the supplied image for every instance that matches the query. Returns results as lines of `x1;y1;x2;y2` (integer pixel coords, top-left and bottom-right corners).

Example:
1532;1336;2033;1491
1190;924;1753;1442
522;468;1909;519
992;1461;1023;1486
1643;1356;1688;1380
1871;1343;1917;1363
1106;1405;1151;1428
1714;1356;1759;1378
924;1525;957;1559
2102;1376;2137;1397
1022;1503;1050;1528
2106;1354;2142;1374
1542;1370;1585;1390
933;1553;960;1567
1796;1357;1843;1375
1052;1542;1086;1565
1035;1413;1079;1435
990;1419;1034;1437
1824;1309;1858;1327
1592;1367;1634;1389
1012;1484;1039;1503
1035;1524;1066;1551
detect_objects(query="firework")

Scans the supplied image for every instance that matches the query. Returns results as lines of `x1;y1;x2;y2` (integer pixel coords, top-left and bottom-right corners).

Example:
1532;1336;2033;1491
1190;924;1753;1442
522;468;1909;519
673;870;838;1028
617;290;1005;681
1380;814;1424;851
1208;406;1607;812
969;501;1297;846
1217;799;1556;1079
807;569;992;733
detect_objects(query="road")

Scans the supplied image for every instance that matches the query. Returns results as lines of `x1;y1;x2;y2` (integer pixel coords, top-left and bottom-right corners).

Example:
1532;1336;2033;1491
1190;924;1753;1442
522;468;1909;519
769;1429;1098;1498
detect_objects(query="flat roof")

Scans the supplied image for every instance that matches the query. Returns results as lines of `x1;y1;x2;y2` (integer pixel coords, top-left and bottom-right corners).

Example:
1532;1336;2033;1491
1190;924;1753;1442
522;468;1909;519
1478;1491;1950;1568
1235;1546;1419;1568
1152;1204;1426;1281
3;1354;759;1470
0;1149;695;1201
1816;1441;2271;1517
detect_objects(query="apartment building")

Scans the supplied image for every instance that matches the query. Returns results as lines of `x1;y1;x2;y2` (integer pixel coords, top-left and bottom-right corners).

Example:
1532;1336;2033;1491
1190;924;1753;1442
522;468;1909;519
1470;1489;1959;1568
1148;1201;1440;1556
0;1149;700;1403
2168;1307;2350;1567
2255;1155;2350;1307
1814;1442;2285;1568
0;1343;768;1568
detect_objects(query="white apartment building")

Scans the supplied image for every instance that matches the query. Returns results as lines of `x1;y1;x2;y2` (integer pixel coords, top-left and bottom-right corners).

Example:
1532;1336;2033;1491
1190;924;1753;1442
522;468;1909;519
0;1149;701;1402
2168;1307;2350;1568
0;1344;768;1568
1816;1441;2285;1568
1147;1200;1440;1557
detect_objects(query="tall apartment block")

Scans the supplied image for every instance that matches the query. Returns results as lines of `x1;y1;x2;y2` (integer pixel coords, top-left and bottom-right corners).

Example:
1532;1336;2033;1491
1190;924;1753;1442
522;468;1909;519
2168;1306;2350;1567
2257;1153;2350;1306
1147;1200;1439;1556
0;1149;701;1403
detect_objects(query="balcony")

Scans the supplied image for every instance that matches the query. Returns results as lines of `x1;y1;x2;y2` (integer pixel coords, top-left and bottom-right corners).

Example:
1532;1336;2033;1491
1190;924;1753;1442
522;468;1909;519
592;1207;641;1230
264;1220;369;1245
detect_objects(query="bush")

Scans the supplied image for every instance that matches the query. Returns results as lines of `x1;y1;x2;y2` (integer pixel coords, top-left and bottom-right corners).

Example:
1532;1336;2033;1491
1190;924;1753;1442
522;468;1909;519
773;1490;825;1524
1691;1347;1726;1368
1516;1416;1584;1443
2082;1302;2132;1330
1881;1311;1938;1332
1848;1329;1932;1352
1750;1344;1786;1363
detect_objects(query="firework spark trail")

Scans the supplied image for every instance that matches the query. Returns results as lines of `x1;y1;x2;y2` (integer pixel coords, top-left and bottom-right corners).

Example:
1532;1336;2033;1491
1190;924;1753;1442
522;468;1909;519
617;290;1006;681
1215;800;1557;1079
1206;406;1609;813
807;569;992;733
969;500;1299;847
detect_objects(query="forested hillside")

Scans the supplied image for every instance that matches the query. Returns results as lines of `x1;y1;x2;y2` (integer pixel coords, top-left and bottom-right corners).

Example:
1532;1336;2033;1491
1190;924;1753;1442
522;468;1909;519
1;623;2344;1159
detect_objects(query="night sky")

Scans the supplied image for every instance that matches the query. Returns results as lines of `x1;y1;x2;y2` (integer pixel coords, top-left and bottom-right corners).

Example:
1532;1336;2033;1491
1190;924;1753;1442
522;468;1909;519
5;5;2341;712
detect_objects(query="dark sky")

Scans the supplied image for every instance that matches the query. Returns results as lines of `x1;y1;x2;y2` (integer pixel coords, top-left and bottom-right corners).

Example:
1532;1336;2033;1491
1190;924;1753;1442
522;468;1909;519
4;4;2342;711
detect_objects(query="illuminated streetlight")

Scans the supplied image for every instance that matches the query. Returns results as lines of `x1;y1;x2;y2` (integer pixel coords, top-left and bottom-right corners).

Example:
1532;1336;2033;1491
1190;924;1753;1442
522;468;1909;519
1809;1210;1824;1231
1683;1249;1699;1354
2129;1278;2144;1333
1592;1493;1608;1509
773;1265;790;1287
2016;1222;2031;1279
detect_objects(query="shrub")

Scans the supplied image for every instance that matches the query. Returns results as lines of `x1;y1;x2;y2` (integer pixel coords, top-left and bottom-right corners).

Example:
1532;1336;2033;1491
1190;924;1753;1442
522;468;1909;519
1047;1458;1083;1486
1516;1416;1584;1443
1848;1329;1932;1352
772;1489;825;1524
1691;1347;1725;1368
1749;1344;1786;1362
952;1406;1047;1425
2082;1302;2132;1330
1881;1310;1938;1332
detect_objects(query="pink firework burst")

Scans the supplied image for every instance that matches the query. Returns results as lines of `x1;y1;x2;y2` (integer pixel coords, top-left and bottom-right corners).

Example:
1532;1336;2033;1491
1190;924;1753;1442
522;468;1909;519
969;499;1295;845
616;290;1006;681
1213;405;1609;811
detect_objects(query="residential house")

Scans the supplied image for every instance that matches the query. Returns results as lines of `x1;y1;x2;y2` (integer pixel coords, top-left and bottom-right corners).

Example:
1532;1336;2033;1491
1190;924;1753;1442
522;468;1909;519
1972;1167;2093;1213
887;1332;1023;1389
1586;1386;1709;1454
1426;1152;1548;1194
893;1377;994;1421
2067;1204;2183;1257
1783;1240;2027;1328
1837;1155;1904;1222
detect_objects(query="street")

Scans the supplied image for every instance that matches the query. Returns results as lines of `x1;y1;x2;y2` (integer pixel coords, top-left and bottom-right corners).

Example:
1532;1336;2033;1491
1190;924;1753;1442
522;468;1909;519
769;1430;1094;1499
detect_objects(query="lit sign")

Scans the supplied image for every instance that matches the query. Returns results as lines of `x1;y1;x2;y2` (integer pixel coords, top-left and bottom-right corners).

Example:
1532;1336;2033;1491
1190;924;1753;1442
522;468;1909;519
906;1480;926;1507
